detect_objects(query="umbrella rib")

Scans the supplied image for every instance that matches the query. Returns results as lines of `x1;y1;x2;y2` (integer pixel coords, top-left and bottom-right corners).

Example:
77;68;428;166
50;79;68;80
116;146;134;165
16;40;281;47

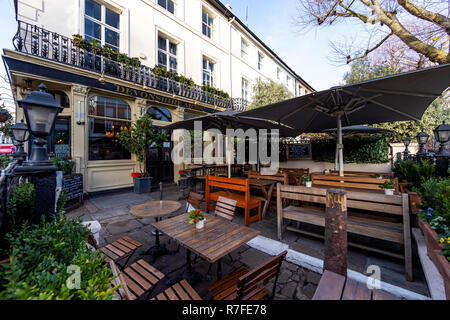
364;97;422;121
358;88;442;98
279;99;317;122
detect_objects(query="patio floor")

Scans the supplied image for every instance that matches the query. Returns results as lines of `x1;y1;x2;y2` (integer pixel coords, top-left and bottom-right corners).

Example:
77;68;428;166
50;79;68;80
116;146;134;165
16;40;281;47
67;185;429;299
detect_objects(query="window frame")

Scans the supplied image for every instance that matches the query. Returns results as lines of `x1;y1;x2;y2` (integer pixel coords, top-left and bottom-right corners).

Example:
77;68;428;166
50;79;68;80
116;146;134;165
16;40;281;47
242;78;249;101
202;9;214;39
241;38;249;60
158;34;178;73
158;0;175;14
258;53;264;71
84;0;121;52
202;57;215;86
277;68;281;80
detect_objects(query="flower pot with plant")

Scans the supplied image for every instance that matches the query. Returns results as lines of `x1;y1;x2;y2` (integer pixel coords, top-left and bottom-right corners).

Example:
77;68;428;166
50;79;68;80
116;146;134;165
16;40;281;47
302;175;312;188
379;179;395;195
189;209;205;229
118;114;168;194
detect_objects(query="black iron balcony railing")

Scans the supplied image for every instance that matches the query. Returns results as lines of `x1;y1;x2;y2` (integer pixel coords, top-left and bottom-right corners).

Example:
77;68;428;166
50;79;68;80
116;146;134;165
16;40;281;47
12;21;249;112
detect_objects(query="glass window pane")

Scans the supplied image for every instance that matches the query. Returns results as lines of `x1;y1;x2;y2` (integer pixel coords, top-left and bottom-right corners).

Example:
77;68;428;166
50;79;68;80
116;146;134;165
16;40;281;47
106;8;120;29
203;59;207;70
167;0;174;13
158;0;166;9
85;0;101;20
169;56;177;71
202;24;207;36
105;28;119;48
158;51;167;67
202;12;207;23
85;18;101;40
89;118;131;161
169;42;177;55
147;107;172;122
158;36;166;51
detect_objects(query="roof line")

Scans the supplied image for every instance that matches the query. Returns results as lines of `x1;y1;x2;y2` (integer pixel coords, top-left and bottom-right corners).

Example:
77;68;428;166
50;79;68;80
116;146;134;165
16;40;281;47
207;0;315;92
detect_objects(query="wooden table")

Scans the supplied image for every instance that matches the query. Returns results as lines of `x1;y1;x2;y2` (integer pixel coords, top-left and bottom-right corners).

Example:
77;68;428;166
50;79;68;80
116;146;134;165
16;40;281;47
153;212;260;284
312;270;401;300
131;200;182;262
249;178;276;218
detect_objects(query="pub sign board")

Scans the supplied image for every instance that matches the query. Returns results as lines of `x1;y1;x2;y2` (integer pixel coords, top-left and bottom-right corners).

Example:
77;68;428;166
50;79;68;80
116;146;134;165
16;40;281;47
286;143;312;160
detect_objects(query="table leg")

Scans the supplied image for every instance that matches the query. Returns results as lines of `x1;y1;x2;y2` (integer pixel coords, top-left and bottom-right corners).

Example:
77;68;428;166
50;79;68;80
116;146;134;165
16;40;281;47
166;249;205;286
142;217;168;262
217;258;223;280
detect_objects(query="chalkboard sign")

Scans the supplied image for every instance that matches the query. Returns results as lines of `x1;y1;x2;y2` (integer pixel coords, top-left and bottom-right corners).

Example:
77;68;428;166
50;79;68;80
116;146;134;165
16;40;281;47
62;174;83;202
286;143;312;160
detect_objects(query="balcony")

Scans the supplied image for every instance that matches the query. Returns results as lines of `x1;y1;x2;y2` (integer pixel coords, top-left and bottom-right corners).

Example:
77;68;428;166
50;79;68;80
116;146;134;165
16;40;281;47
12;21;249;112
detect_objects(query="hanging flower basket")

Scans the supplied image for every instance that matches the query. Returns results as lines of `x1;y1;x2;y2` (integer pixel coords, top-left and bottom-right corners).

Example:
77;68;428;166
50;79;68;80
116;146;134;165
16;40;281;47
0;109;10;123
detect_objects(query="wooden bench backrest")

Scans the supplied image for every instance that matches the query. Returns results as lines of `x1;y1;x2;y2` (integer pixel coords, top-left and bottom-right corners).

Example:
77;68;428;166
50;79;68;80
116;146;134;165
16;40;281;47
311;174;399;193
248;170;288;184
215;196;237;221
236;250;288;300
109;260;134;300
330;170;394;178
278;184;405;216
206;175;250;193
187;192;203;209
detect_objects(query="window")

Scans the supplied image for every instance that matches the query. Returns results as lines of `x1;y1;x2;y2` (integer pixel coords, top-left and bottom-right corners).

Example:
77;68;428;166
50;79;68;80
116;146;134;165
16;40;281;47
202;10;214;38
242;78;249;101
158;0;175;14
202;58;215;86
51;117;71;159
88;96;132;161
286;75;291;87
84;0;120;52
49;91;70;108
158;35;177;72
277;68;281;80
147;106;172;122
258;53;263;71
241;39;248;59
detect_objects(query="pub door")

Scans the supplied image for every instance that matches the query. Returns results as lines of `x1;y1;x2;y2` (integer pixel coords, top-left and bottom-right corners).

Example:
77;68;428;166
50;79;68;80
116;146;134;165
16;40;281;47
146;139;174;185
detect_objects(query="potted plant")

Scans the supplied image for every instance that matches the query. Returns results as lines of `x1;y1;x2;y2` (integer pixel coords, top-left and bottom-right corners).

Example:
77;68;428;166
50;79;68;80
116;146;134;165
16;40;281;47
302;175;312;188
118;114;167;194
188;208;206;229
379;179;395;195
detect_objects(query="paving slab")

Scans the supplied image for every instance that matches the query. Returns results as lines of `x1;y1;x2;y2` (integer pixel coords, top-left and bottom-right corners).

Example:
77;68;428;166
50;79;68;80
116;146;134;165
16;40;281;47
89;192;151;209
106;219;143;235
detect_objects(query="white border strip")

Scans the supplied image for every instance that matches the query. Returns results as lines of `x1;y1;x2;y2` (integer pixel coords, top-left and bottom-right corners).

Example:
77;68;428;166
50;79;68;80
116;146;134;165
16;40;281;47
246;235;431;300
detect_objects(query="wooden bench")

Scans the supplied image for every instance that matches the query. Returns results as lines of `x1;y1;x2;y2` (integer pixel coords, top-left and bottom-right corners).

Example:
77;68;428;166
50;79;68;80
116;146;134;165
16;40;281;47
276;184;412;281
330;170;394;178
248;170;289;185
208;250;287;300
311;173;399;193
206;175;261;227
312;270;401;300
280;168;310;186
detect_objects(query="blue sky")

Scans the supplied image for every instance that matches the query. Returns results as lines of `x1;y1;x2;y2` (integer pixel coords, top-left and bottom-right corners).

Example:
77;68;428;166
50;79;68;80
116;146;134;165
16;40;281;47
0;0;362;111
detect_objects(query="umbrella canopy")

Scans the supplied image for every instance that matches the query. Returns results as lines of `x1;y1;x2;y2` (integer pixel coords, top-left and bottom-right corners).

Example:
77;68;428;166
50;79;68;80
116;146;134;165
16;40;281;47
165;110;300;177
241;63;450;176
322;125;395;135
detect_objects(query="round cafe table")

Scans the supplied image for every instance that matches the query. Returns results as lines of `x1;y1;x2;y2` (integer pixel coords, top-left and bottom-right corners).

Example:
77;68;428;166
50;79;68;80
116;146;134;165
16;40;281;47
131;200;182;262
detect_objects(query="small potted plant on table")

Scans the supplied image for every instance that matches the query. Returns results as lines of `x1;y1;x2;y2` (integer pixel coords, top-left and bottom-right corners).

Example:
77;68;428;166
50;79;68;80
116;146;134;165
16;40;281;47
118;114;167;194
379;179;395;195
189;209;206;229
302;175;312;188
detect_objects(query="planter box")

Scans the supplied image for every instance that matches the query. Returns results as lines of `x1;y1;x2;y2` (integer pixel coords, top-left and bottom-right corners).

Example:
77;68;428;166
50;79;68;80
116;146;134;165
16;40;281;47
407;191;422;215
419;219;450;299
134;177;152;194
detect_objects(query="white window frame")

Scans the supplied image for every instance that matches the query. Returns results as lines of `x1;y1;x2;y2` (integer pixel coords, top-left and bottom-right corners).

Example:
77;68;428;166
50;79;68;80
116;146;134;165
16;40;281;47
202;57;215;86
286;75;291;87
157;0;176;15
241;38;249;60
202;9;214;39
242;78;249;101
84;0;121;52
277;68;281;80
158;34;178;73
258;53;264;71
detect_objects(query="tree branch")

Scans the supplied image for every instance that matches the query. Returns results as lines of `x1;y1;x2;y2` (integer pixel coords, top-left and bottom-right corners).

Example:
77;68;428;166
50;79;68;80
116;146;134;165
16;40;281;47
397;0;450;35
346;31;394;63
318;0;342;25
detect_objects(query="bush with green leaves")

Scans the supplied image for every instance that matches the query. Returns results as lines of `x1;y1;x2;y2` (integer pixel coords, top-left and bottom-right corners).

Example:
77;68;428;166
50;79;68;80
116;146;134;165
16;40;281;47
0;154;11;170
2;182;35;238
393;159;435;191
0;216;118;300
51;157;75;175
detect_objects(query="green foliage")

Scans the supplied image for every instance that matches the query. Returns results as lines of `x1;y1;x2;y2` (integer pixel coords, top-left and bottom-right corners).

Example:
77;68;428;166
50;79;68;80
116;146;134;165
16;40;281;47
202;83;230;99
301;175;310;184
51;157;75;175
0;216;117;300
344;58;450;143
0;155;11;170
188;209;205;224
379;179;395;189
3;183;36;238
56;191;67;216
248;78;293;110
311;136;389;164
118;114;167;176
392;159;435;190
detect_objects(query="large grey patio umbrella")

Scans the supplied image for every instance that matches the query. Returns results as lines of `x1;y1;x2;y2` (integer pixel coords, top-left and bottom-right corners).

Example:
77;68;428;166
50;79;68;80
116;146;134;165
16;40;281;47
241;63;450;176
165;110;300;177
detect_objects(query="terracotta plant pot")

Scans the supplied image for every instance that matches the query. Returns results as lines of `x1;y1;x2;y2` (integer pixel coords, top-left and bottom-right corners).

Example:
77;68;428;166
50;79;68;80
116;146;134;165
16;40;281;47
419;219;443;253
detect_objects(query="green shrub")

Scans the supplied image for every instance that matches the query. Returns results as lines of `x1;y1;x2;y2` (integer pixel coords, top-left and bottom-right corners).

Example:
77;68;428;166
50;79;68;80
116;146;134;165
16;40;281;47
0;155;11;170
393;159;435;191
0;216;117;300
51;157;75;175
311;136;389;164
3;182;35;235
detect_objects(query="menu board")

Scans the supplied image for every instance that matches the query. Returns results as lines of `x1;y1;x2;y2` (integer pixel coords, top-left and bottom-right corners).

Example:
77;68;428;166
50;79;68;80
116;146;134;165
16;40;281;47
286;143;312;160
62;174;83;201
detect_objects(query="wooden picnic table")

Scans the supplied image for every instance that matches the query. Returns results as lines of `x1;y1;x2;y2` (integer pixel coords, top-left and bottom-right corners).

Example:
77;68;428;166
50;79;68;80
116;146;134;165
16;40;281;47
248;178;276;217
153;212;260;283
313;270;401;300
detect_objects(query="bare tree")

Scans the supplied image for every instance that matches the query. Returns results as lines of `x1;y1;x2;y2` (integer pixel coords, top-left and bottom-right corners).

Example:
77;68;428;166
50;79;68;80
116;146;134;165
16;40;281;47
295;0;449;65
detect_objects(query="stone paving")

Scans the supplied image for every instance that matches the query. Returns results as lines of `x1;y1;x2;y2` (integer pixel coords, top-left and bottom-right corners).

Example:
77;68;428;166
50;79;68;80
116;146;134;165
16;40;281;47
67;185;429;299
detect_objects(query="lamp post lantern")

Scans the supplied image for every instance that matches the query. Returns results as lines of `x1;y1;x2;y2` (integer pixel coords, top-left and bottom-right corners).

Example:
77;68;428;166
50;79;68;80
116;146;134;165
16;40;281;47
416;131;429;157
10;119;29;164
433;121;450;178
403;135;411;160
14;83;64;222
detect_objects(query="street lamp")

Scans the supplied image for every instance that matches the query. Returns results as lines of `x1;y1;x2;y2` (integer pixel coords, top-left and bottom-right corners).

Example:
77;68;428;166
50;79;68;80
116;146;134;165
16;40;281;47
10;119;29;164
433;121;450;156
17;83;63;167
416;131;429;157
403;135;411;160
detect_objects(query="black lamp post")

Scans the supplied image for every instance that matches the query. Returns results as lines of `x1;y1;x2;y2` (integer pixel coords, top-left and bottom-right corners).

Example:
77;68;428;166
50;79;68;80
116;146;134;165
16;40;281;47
416;131;429;157
10;119;29;164
433;121;450;178
403;135;411;160
14;83;64;222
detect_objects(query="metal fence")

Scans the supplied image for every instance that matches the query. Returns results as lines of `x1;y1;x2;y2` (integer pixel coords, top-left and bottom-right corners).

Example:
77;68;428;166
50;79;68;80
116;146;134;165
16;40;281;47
0;160;21;232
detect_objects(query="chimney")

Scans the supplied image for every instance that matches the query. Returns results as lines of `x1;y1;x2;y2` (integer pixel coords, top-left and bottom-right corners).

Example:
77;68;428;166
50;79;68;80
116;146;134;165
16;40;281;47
225;4;232;12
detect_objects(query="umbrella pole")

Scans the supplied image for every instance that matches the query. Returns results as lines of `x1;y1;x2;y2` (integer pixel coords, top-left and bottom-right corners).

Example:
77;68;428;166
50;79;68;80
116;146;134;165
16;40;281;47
337;115;344;177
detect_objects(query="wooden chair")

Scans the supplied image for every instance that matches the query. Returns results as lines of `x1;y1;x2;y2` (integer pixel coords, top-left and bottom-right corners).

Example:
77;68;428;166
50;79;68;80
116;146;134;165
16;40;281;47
186;191;203;211
109;259;165;300
87;234;142;269
213;196;237;221
208;250;287;300
152;280;202;300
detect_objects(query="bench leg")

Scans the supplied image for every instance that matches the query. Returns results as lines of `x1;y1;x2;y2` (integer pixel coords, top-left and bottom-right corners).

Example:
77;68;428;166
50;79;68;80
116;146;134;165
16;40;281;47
244;207;249;227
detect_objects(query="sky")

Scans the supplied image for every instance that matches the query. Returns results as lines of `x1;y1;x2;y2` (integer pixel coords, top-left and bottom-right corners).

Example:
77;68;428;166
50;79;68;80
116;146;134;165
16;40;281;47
0;0;365;110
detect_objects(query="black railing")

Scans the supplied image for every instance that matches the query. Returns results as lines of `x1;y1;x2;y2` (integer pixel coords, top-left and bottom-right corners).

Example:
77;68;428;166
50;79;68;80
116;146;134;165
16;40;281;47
13;21;249;111
0;160;20;232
